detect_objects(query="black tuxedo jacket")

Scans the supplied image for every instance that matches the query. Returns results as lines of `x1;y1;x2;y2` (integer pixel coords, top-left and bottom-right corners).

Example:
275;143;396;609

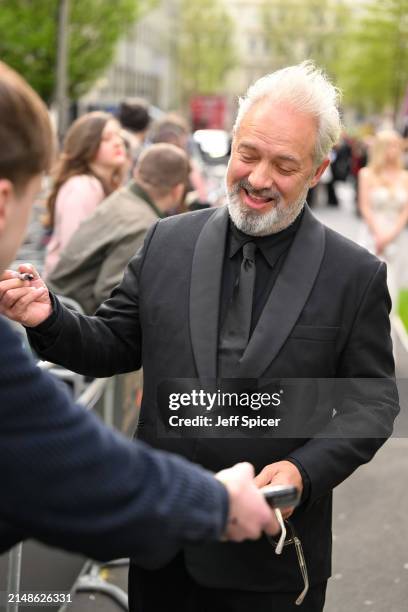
29;205;399;592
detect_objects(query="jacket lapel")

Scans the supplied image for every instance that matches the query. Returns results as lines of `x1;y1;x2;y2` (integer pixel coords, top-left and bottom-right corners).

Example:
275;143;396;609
237;206;326;378
190;207;229;380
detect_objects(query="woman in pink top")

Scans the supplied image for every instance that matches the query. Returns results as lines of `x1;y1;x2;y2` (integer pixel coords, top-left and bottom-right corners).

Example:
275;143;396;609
44;112;126;277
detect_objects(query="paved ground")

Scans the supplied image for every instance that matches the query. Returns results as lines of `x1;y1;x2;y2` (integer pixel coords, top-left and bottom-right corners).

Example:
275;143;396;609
325;437;408;612
314;185;408;612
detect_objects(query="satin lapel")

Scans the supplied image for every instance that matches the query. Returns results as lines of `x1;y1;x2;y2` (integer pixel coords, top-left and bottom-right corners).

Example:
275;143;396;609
190;207;229;381
238;206;326;378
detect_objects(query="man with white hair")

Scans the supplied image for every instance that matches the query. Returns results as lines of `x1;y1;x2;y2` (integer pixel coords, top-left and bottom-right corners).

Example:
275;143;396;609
0;62;398;611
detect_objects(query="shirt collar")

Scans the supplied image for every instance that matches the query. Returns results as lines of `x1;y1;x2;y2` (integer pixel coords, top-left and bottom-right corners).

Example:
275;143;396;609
228;207;304;267
128;180;165;218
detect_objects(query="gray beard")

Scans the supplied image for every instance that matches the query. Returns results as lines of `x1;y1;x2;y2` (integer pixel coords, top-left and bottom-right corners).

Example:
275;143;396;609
226;181;308;236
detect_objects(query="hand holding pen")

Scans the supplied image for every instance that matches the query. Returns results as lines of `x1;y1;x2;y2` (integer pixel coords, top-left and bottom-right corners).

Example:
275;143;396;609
0;264;52;326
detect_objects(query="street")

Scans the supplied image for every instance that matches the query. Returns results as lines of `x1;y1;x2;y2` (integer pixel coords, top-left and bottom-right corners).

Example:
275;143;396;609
314;185;408;612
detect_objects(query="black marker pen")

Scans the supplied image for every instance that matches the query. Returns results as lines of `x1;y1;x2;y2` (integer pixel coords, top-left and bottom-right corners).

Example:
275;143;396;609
17;273;34;281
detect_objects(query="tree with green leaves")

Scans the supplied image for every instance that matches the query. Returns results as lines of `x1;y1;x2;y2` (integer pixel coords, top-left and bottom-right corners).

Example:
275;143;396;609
0;0;152;102
175;0;236;106
335;0;408;117
260;0;349;77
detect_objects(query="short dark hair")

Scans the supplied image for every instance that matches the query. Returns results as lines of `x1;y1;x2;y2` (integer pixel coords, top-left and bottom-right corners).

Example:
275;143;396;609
118;98;151;133
149;114;190;148
137;143;190;197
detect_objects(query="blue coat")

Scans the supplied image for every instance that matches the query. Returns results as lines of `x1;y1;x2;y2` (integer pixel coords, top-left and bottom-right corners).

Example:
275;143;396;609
0;316;227;564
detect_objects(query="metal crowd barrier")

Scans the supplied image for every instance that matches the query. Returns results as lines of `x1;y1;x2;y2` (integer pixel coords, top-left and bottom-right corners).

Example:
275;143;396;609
5;376;128;612
6;544;22;612
68;558;129;611
5;373;116;609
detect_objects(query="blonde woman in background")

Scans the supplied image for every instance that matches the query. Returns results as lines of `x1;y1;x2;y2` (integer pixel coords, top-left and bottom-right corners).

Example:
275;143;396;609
358;129;408;306
44;112;127;277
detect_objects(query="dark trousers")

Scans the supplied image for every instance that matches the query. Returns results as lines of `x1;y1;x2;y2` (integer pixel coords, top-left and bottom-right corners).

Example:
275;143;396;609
326;180;338;206
129;553;327;612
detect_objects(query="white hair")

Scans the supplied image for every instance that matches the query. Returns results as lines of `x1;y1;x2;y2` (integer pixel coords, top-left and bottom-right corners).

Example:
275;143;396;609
233;61;342;165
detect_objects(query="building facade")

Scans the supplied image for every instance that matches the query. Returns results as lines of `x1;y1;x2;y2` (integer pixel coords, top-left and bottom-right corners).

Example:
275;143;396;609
79;0;179;113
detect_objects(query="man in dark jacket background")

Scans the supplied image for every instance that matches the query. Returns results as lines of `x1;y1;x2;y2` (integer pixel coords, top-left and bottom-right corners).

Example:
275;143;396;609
47;143;189;314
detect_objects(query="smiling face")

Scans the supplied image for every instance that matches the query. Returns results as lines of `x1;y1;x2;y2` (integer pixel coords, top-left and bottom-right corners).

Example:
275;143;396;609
226;100;329;235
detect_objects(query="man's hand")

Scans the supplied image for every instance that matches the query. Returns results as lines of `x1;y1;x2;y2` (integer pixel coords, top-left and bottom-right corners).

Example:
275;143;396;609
0;264;52;327
255;460;303;520
216;462;280;542
374;230;394;256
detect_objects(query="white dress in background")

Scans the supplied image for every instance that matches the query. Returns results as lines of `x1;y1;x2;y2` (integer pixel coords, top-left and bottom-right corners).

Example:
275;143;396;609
359;184;408;306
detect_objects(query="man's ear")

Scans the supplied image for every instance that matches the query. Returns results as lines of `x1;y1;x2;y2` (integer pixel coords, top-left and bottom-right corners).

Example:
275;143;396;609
171;182;186;207
0;179;13;234
310;158;330;188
